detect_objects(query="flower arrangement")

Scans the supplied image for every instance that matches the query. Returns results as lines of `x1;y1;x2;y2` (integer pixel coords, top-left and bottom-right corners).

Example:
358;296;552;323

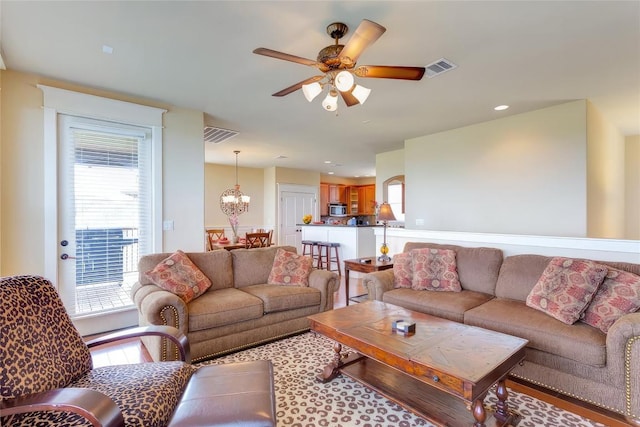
302;214;312;224
372;200;380;216
229;213;239;242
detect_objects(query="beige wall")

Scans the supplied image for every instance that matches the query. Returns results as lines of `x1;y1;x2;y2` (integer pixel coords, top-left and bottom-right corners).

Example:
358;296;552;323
375;149;405;203
0;70;205;275
405;101;588;237
626;135;640;239
162;109;205;251
587;101;626;238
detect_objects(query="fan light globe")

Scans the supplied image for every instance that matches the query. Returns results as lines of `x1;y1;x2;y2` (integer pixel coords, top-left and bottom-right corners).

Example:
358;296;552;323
322;90;338;111
302;82;323;102
352;85;371;104
335;71;354;92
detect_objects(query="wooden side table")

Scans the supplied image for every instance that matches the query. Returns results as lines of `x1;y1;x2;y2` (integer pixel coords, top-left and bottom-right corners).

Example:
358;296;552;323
343;257;394;305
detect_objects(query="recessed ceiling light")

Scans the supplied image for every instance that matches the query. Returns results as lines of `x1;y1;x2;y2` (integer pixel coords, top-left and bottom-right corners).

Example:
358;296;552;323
362;120;371;124
494;105;509;111
324;160;332;164
102;45;114;54
274;155;287;159
328;172;334;175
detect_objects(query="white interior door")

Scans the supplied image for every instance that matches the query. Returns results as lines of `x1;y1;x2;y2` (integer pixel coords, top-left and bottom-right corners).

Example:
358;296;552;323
279;185;317;253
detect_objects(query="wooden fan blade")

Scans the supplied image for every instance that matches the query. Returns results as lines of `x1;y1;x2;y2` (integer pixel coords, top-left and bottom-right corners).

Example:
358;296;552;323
354;65;426;80
340;90;360;107
272;75;324;97
253;48;318;66
338;20;386;66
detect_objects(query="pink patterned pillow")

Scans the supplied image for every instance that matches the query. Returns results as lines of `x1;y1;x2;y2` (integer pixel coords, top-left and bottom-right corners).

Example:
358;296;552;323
526;257;607;325
392;252;412;288
145;250;212;303
411;248;461;292
268;249;313;287
581;267;640;333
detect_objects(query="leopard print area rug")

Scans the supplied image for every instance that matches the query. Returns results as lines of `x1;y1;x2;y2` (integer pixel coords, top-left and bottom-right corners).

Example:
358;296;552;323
199;332;605;427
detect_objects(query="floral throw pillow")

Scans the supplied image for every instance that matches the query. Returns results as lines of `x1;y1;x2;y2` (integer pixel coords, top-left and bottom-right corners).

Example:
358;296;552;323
145;250;212;303
268;248;313;287
411;248;462;292
526;257;607;325
392;252;412;288
581;267;640;333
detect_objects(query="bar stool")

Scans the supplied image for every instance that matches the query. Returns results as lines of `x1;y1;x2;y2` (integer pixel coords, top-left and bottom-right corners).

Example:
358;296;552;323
301;240;321;268
317;241;341;275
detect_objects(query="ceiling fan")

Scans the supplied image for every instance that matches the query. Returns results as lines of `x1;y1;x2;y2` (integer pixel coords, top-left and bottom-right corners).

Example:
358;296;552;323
253;19;426;111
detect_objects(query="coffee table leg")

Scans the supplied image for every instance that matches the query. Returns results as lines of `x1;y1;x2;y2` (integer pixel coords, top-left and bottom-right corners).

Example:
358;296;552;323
472;396;487;427
494;378;510;422
317;341;343;383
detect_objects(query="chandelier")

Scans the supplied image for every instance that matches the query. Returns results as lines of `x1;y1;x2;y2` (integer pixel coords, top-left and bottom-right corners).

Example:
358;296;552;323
301;70;371;112
220;150;250;216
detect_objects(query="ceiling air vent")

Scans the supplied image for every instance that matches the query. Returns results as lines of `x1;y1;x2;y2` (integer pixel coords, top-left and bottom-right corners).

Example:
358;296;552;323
204;126;239;144
425;58;457;78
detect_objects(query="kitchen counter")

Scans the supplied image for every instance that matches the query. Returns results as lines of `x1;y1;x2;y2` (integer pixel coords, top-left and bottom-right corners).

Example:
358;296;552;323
301;224;377;273
299;223;380;227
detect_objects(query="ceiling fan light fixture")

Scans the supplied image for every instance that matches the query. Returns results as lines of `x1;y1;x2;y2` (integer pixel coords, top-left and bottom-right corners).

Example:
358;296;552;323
322;89;338;111
335;70;354;92
302;82;323;102
352;84;371;104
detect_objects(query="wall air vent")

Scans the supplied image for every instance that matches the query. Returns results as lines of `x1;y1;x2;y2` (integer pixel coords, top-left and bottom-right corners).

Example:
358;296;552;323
425;58;457;78
204;126;239;144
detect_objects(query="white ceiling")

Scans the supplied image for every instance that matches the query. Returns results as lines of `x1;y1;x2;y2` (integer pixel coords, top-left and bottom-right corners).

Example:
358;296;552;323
2;1;639;177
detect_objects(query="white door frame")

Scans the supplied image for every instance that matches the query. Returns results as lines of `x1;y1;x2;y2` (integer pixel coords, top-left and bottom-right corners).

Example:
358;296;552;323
277;183;318;248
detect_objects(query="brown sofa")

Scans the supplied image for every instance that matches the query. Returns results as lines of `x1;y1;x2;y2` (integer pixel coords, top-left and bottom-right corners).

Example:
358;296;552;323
132;245;339;363
363;242;640;424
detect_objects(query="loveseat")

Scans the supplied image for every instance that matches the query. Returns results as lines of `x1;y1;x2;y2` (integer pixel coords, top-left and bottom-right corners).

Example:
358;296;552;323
362;242;640;424
132;245;339;363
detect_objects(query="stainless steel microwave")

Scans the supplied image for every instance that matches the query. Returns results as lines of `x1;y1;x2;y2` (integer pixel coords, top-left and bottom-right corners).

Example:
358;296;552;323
328;203;347;217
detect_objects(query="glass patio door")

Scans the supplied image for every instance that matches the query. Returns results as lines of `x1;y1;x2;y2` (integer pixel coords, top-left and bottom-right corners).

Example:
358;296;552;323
57;114;152;316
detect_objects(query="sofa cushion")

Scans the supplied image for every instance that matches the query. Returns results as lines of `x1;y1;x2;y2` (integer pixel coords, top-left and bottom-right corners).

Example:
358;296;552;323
403;242;503;294
495;254;551;301
411;248;461;292
232;246;297;289
525;257;607;324
267;249;313;287
139;250;233;292
464;298;606;367
145;250;212;303
242;284;321;313
382;288;493;323
581;267;640;333
187;288;264;331
392;252;412;288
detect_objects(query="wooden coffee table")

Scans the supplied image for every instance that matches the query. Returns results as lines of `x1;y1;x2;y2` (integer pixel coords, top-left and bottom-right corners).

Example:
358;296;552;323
308;301;528;427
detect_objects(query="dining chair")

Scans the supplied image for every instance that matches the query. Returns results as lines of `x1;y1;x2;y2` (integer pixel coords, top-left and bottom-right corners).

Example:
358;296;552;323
205;228;225;251
245;232;271;248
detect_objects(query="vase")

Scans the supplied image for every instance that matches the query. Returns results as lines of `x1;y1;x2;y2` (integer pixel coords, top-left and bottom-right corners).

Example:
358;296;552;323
232;235;239;244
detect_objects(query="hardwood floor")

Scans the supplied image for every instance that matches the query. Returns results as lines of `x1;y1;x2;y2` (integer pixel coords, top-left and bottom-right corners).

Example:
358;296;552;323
87;275;632;426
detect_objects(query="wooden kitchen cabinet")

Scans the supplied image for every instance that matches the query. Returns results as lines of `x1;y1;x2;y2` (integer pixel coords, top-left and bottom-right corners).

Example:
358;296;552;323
358;185;376;214
328;184;346;203
320;184;329;216
347;186;359;215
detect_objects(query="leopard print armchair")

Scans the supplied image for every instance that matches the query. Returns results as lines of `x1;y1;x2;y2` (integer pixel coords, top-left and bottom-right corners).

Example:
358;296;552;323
0;275;196;426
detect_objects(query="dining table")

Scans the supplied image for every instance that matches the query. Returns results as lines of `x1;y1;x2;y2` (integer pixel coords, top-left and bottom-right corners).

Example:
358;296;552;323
210;239;246;251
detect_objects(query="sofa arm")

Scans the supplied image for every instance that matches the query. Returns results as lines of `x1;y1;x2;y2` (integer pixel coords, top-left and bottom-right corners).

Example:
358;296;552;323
606;312;640;421
130;282;189;361
308;269;339;312
362;270;394;301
